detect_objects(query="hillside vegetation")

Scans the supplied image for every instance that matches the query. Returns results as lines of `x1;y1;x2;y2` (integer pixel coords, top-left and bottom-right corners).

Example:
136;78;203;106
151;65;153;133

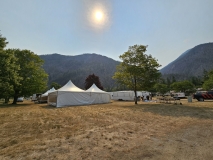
40;42;213;90
40;53;120;90
161;43;213;80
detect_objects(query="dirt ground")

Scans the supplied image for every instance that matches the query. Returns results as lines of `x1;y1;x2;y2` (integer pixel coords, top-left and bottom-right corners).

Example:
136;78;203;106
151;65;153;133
0;98;213;160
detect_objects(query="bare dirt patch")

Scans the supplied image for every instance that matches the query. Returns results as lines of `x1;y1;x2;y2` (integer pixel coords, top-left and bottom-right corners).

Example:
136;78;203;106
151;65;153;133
0;99;213;159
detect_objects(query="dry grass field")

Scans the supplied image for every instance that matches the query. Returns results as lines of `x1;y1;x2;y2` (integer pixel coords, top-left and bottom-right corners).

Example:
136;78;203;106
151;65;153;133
0;98;213;160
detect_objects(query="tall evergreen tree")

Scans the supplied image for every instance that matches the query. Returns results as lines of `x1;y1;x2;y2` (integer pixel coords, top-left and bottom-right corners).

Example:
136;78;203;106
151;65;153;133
85;74;104;90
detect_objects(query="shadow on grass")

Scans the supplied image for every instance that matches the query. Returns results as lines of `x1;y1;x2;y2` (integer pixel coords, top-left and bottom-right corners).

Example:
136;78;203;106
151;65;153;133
40;105;58;109
121;102;213;120
40;101;114;109
40;104;90;109
0;103;35;108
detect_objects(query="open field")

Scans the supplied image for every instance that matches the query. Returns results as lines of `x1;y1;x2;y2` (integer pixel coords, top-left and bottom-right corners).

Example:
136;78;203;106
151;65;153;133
0;99;213;160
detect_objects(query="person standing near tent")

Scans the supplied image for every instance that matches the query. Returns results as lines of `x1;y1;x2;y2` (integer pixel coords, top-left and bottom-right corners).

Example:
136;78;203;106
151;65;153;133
149;93;152;100
141;96;144;101
146;95;149;101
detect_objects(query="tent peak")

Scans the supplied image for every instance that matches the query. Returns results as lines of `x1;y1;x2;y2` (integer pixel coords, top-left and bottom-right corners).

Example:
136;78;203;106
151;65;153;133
58;80;84;92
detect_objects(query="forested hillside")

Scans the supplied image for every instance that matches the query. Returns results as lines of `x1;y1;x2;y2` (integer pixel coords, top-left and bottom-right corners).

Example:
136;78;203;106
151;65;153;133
40;53;120;90
40;42;213;91
160;43;213;80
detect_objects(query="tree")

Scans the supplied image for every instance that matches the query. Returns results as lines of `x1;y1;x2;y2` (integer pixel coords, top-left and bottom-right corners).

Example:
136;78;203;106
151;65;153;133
0;49;21;103
203;69;209;81
113;44;161;104
172;76;176;83
50;82;61;90
0;33;21;103
0;33;8;50
85;73;104;90
170;80;195;94
154;83;169;95
202;70;213;90
7;49;48;104
190;76;202;88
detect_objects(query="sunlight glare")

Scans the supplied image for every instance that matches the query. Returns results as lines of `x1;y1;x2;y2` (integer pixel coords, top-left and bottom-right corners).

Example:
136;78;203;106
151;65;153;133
95;11;103;21
84;1;111;31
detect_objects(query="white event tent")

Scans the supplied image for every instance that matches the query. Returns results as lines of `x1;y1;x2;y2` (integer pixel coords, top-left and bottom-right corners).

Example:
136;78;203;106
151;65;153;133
39;87;56;103
41;87;56;97
48;80;111;107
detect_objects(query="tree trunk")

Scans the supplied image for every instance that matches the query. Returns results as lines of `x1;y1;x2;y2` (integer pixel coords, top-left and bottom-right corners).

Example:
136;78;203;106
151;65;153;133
12;91;19;104
134;77;137;104
12;95;18;104
134;90;138;104
4;97;9;104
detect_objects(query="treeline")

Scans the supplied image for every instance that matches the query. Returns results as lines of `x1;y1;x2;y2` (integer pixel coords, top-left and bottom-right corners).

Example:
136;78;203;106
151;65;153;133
154;70;213;95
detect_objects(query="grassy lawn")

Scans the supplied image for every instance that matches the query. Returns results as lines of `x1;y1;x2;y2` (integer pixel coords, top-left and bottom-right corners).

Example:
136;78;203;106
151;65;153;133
0;98;213;159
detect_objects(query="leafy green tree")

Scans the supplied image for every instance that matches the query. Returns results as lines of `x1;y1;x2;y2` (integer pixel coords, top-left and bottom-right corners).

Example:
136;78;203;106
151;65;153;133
113;44;161;104
50;82;61;90
8;49;48;104
170;80;195;94
0;33;8;50
154;83;169;95
0;33;21;103
202;70;213;90
85;73;104;90
0;50;21;103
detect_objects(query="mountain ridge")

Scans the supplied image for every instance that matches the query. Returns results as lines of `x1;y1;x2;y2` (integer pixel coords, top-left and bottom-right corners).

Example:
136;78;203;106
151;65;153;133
40;53;120;90
40;42;213;90
160;43;213;79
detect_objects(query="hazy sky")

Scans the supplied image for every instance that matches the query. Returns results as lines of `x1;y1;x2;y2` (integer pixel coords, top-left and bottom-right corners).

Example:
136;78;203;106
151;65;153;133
1;0;213;68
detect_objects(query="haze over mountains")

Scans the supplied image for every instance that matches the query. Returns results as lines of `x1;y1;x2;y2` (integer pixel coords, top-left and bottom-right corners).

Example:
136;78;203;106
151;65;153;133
40;43;213;90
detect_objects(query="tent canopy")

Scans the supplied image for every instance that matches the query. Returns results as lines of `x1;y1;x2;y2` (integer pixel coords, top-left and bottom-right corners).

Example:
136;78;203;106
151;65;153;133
58;80;84;92
86;84;105;92
41;87;56;97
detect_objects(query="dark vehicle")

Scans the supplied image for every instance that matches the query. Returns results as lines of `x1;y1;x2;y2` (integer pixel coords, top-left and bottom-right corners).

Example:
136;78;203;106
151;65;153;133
193;91;213;101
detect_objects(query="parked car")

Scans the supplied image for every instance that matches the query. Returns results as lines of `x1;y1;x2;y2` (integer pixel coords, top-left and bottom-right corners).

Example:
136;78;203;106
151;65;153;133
17;97;24;102
193;91;213;101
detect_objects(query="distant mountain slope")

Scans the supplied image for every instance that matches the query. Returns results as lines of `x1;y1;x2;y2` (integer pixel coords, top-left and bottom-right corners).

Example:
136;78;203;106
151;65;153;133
40;53;120;90
160;43;213;78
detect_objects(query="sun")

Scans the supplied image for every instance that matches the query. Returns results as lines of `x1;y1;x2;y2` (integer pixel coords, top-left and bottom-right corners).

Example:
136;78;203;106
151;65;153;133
85;1;111;31
95;11;103;21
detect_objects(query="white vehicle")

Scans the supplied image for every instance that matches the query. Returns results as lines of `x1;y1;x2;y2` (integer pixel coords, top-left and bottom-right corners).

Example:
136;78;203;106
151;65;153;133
112;91;151;101
32;94;37;101
112;91;135;101
17;97;24;102
172;92;185;98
